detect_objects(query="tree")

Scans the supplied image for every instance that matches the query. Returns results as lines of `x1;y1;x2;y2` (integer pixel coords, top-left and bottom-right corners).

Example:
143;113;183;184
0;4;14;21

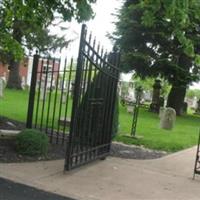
0;0;96;89
133;76;170;98
186;89;200;99
113;0;200;115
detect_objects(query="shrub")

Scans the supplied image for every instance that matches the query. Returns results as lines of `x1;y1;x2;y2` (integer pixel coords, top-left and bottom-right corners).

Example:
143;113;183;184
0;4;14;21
16;129;49;156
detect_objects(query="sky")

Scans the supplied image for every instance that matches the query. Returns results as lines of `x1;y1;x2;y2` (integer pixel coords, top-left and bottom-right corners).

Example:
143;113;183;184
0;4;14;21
50;0;133;81
50;0;199;87
51;0;123;59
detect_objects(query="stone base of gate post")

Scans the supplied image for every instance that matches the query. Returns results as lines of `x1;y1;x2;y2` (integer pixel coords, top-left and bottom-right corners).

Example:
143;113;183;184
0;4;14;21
124;135;143;140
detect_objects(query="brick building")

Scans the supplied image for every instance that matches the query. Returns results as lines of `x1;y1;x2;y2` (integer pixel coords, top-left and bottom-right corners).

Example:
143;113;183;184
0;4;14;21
0;57;60;87
0;58;28;83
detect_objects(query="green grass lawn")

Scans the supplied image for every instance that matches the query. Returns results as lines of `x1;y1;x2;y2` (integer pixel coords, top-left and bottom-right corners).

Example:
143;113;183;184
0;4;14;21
116;104;200;152
1;89;200;152
0;88;72;131
1;89;29;122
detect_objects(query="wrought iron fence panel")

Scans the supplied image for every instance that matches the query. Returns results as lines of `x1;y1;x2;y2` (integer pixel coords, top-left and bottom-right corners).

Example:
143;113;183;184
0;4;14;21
65;24;120;170
26;55;75;145
27;24;120;171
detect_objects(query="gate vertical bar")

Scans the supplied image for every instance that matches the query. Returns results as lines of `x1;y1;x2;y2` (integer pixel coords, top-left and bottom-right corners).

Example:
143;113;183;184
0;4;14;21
65;24;87;170
64;25;120;171
26;52;39;128
193;130;200;179
107;50;120;149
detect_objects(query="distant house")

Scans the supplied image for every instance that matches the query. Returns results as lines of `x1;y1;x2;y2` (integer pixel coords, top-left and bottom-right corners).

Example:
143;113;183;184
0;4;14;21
0;57;60;88
0;58;28;84
36;58;60;89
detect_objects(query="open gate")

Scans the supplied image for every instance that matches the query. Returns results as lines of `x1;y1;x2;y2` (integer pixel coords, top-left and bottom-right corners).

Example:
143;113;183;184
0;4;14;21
64;25;120;170
26;24;120;171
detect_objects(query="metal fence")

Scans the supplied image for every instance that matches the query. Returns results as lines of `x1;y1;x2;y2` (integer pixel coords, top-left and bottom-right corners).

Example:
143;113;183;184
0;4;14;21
26;55;76;144
65;24;120;170
26;24;120;171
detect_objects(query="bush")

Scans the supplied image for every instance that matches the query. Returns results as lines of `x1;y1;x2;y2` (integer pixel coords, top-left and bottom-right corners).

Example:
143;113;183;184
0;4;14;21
16;129;49;156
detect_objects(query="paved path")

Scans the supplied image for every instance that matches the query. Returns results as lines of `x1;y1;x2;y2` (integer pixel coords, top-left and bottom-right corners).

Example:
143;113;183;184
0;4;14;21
0;177;74;200
0;147;200;200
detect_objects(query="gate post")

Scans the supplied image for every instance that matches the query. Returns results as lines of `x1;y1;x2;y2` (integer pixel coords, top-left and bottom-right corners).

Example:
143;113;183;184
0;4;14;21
64;24;87;170
26;52;39;128
108;48;120;143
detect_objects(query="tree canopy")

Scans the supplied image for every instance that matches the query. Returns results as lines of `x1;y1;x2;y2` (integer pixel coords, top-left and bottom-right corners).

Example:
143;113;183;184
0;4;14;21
113;0;200;115
0;0;96;61
0;0;96;88
132;76;170;98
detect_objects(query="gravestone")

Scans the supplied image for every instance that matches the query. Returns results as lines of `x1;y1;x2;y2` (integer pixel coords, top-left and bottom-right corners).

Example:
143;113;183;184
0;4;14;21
40;80;46;101
143;90;152;102
62;88;68;104
182;102;188;115
149;79;162;113
127;104;134;113
159;107;165;119
195;99;200;114
160;107;176;130
21;76;26;90
192;97;198;109
0;77;5;98
58;117;71;127
70;82;75;97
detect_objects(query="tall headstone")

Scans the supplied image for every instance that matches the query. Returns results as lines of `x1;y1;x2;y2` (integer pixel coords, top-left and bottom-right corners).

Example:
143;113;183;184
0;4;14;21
149;79;162;113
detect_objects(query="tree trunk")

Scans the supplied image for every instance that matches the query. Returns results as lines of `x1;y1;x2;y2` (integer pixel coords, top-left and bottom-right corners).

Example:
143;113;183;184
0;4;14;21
6;19;23;89
167;84;186;116
6;60;22;89
167;54;190;116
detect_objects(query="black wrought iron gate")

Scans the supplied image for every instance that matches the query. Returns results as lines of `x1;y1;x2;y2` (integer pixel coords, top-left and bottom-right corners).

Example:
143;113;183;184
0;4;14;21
64;24;120;170
26;24;120;171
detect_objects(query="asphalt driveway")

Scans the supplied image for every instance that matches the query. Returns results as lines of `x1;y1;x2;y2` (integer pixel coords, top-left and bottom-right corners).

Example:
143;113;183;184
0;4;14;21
0;178;75;200
0;147;200;199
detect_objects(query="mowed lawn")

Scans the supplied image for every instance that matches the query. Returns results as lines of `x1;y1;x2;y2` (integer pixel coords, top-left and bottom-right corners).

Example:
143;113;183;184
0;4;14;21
1;89;29;122
1;88;200;152
116;105;200;152
0;88;72;131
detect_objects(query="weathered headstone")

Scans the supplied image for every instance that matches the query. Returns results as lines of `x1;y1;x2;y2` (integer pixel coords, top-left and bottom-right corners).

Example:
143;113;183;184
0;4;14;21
58;117;71;127
159;107;165;119
127;104;134;113
21;76;26;90
40;80;46;101
62;89;68;103
160;107;176;130
192;97;198;109
195;99;200;114
70;82;75;97
0;77;4;98
149;79;162;113
143;90;152;102
127;86;136;102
